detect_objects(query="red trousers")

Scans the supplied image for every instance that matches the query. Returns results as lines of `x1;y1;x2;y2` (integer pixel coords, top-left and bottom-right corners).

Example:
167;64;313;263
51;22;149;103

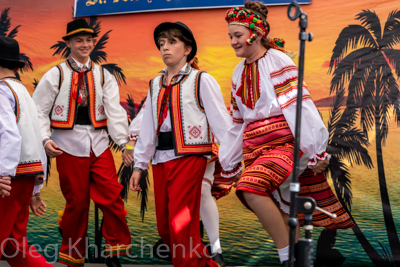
56;148;131;266
152;156;219;267
0;176;51;267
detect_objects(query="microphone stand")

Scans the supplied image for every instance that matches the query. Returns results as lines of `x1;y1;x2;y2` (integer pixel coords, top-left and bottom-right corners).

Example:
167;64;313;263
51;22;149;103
287;2;314;267
286;3;338;266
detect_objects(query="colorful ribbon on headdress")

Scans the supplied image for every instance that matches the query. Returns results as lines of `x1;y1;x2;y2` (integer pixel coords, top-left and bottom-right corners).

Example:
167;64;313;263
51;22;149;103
225;7;270;45
269;38;286;53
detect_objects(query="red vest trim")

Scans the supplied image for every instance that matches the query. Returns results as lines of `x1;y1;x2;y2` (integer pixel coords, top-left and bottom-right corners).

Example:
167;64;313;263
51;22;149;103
50;61;107;129
50;70;78;129
156;85;166;127
87;70;107;129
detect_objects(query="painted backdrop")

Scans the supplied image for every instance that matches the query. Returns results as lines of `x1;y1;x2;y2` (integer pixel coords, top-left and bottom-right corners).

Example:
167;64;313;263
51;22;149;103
1;0;400;266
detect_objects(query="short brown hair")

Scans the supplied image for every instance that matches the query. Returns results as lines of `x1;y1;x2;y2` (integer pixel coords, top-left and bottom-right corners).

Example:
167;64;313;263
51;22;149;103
157;28;193;49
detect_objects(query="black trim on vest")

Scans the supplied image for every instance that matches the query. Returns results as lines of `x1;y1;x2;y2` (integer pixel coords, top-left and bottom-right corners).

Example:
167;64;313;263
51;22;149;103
196;71;205;112
101;65;105;87
56;65;63;91
149;79;154;98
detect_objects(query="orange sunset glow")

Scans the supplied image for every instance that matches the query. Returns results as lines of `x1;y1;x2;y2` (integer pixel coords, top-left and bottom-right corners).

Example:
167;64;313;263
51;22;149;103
1;0;397;105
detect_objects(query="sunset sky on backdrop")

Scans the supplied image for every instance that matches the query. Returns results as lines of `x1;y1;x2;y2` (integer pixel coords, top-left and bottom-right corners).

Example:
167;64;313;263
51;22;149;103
1;0;396;105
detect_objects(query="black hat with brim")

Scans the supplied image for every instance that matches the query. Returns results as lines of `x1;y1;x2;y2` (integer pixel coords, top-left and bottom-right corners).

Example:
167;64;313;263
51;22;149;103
0;36;25;69
153;21;197;62
62;18;98;41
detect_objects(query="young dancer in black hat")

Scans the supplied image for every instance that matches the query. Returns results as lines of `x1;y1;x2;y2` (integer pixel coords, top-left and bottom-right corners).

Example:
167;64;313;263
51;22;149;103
0;36;51;267
130;21;230;266
33;19;132;267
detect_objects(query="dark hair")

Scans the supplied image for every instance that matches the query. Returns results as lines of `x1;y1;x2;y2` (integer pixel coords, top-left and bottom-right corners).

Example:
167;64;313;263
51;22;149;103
244;0;271;49
0;62;18;71
157;28;193;50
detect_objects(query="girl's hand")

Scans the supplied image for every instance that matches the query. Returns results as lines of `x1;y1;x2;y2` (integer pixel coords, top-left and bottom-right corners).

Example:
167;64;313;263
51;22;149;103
312;159;329;175
231;172;242;188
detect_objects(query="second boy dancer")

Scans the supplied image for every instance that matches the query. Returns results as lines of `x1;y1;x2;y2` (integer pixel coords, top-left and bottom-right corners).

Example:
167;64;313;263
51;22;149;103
130;21;230;266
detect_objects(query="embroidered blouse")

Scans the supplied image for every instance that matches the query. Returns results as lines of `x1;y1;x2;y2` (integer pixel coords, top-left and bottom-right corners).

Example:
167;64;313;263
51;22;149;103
219;48;330;175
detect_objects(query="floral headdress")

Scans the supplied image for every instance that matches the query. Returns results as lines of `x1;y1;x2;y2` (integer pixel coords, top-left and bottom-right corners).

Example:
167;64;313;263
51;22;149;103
225;7;270;45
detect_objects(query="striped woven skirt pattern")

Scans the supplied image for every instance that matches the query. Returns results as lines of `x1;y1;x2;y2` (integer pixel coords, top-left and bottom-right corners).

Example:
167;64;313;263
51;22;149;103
298;169;354;229
236;115;295;208
236;115;354;230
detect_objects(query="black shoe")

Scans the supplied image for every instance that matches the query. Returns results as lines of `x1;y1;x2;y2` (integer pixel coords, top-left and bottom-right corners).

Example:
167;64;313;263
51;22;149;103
281;260;289;267
212;253;226;267
105;256;122;267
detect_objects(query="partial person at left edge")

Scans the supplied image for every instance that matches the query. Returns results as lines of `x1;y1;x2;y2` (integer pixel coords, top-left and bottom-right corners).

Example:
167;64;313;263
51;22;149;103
0;36;52;266
32;18;132;267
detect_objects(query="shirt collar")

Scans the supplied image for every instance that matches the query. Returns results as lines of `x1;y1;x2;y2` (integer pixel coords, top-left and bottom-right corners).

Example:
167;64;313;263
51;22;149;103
158;63;192;76
72;57;91;69
68;55;91;71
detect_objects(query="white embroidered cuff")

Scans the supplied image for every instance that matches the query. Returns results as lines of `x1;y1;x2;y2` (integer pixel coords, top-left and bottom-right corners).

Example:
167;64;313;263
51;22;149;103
0;172;15;177
33;184;43;196
129;134;139;141
134;163;148;171
221;162;243;178
308;152;331;168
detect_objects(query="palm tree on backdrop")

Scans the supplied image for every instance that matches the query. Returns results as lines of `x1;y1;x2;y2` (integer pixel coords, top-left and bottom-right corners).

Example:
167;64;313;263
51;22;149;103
329;9;400;265
317;88;391;266
0;7;33;76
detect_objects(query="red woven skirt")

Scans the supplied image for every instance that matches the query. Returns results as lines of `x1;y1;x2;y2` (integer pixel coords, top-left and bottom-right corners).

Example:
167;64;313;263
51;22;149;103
236;115;354;230
236;115;295;207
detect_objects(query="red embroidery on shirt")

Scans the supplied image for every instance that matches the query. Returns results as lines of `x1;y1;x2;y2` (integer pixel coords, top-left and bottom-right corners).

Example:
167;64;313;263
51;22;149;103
98;105;105;115
54;105;64;116
188;125;202;139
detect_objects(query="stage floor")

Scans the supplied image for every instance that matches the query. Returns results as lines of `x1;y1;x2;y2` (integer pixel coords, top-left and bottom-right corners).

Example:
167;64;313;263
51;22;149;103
1;263;172;267
0;262;271;267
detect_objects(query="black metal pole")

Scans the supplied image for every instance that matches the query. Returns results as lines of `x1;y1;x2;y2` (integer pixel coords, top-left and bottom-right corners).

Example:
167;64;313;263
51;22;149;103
94;205;102;262
287;2;313;267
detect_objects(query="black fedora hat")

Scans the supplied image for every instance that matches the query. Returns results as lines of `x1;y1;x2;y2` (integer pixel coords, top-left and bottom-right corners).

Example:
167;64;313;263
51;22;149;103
62;18;98;41
0;36;25;69
153;21;197;62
